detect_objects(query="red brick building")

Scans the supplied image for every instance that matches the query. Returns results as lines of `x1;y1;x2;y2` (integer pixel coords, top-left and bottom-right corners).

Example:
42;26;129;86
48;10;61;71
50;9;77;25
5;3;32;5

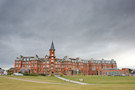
14;42;129;76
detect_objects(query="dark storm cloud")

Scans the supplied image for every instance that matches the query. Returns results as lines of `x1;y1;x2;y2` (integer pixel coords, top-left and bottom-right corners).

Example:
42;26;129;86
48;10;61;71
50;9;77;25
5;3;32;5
0;0;135;68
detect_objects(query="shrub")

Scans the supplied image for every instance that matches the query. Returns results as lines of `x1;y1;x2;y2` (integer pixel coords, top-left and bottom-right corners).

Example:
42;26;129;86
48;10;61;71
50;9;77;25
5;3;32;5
29;73;38;76
39;74;46;76
23;72;30;76
78;73;83;76
51;73;55;76
60;73;63;77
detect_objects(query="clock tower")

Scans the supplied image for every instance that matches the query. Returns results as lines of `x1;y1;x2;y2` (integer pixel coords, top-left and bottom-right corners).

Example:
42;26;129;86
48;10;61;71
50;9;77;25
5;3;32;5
49;41;55;75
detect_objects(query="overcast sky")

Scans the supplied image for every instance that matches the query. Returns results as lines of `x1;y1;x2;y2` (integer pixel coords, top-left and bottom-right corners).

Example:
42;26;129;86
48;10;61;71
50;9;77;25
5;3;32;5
0;0;135;69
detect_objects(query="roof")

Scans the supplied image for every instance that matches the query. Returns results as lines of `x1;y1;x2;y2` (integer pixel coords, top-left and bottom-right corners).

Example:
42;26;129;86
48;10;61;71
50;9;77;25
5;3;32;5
50;41;55;50
55;58;62;60
103;68;118;70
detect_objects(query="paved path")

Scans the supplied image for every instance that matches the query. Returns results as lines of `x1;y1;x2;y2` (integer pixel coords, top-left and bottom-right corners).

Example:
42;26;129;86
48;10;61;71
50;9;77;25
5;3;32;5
55;76;89;85
0;76;72;85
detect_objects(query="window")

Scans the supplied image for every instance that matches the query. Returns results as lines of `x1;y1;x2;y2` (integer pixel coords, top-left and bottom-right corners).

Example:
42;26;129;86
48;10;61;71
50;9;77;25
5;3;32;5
106;72;108;75
55;65;57;67
47;61;49;64
24;58;26;61
43;65;45;67
16;64;18;67
51;67;53;69
35;64;37;67
126;70;128;74
100;71;102;75
47;65;49;67
27;58;29;61
51;60;54;62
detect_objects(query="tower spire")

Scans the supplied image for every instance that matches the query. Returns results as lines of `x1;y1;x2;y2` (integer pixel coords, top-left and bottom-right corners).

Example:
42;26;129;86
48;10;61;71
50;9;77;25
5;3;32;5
50;41;55;50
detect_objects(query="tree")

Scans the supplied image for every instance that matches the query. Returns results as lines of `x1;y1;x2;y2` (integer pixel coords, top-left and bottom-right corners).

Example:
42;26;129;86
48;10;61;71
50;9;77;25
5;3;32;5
129;69;133;74
7;68;14;75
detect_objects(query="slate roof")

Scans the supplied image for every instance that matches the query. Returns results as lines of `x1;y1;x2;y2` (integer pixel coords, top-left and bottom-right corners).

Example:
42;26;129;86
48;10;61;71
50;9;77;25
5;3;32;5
50;41;55;50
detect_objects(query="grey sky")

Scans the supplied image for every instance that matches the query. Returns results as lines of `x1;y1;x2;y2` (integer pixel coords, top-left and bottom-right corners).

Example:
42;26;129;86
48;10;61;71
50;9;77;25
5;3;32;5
0;0;135;69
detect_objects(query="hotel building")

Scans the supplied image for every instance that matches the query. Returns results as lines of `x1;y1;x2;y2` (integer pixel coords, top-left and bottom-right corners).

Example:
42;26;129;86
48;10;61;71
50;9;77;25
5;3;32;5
14;42;129;76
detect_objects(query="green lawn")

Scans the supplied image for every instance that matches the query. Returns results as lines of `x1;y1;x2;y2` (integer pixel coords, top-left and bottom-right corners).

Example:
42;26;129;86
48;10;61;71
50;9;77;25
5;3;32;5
6;75;70;83
64;75;135;84
0;76;135;90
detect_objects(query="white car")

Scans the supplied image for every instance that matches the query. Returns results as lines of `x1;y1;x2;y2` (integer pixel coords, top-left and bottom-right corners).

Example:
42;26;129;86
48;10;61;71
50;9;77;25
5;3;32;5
14;73;23;76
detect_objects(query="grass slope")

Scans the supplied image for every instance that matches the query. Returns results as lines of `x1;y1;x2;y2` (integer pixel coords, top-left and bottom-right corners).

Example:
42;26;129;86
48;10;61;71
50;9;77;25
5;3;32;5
0;76;135;90
6;75;69;83
64;75;135;84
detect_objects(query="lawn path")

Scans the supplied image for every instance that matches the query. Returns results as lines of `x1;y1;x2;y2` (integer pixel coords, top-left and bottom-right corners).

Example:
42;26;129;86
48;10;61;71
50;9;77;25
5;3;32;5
55;76;92;85
0;76;73;85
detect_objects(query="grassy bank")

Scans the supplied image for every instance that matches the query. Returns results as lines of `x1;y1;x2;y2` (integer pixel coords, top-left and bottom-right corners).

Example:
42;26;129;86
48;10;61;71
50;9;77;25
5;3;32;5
64;75;135;84
0;76;135;90
4;75;70;83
